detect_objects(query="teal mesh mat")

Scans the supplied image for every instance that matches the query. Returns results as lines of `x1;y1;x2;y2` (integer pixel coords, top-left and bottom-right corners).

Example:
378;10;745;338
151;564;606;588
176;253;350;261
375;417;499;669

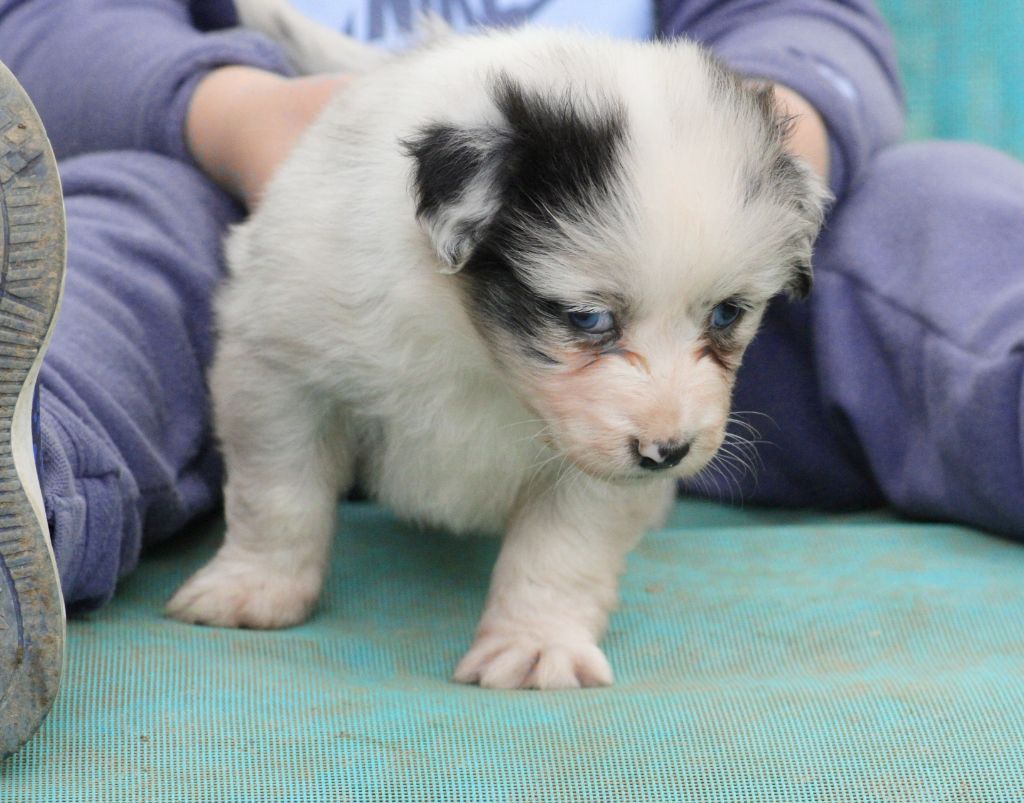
882;0;1024;159
7;501;1024;801
6;1;1024;800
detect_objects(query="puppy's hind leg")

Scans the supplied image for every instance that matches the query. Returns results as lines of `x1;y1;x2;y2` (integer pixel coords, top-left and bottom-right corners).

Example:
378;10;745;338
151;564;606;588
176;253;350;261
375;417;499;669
166;349;352;629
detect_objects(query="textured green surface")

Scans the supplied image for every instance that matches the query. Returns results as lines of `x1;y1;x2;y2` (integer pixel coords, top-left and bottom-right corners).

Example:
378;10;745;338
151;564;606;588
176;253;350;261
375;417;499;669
878;0;1024;158
7;501;1024;802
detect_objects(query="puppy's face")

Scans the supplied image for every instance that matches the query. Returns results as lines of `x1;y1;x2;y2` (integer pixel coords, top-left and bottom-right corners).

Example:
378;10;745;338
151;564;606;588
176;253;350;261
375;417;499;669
406;51;827;482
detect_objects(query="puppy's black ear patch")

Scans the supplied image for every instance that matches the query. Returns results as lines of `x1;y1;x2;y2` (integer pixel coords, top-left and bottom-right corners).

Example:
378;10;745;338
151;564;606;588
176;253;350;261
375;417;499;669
403;124;500;271
788;259;813;299
736;79;829;301
490;73;627;224
403;75;627;275
770;152;829;301
405;125;484;217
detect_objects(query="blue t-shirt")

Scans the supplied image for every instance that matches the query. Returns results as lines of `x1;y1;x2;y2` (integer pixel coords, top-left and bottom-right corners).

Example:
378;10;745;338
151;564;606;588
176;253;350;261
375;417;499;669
289;0;654;47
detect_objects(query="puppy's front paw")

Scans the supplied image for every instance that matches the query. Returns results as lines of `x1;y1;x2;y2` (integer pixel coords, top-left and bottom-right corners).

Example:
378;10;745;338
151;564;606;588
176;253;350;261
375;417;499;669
165;553;320;629
453;631;613;690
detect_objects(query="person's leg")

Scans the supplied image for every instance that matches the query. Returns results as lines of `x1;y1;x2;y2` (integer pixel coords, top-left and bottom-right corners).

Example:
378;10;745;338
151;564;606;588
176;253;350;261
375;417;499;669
41;150;243;611
813;141;1024;533
694;141;1024;537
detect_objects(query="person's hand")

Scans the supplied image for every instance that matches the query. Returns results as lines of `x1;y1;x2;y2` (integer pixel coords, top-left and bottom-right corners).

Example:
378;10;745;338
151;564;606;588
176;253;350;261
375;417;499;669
186;66;352;209
770;83;830;182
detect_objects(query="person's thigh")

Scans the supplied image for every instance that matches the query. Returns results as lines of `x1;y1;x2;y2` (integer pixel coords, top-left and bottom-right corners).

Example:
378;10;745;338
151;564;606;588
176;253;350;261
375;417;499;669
40;151;241;610
697;141;1024;536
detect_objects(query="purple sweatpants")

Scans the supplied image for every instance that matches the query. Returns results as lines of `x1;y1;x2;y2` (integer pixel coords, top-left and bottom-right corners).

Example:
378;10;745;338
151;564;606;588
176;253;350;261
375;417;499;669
39;153;242;610
42;139;1024;610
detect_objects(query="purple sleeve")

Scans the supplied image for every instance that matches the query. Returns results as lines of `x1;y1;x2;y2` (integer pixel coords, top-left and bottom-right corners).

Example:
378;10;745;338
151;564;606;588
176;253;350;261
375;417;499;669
0;0;291;164
658;0;905;199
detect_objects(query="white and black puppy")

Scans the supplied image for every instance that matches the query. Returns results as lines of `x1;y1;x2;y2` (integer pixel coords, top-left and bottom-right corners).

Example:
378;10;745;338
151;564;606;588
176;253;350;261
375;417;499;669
167;1;828;689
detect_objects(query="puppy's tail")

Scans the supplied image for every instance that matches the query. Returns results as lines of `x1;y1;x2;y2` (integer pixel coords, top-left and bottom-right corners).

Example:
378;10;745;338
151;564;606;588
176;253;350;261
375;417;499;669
233;0;389;74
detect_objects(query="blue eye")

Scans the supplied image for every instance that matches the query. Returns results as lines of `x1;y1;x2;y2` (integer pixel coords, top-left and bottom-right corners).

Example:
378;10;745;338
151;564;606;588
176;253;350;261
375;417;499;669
568;309;616;334
710;301;743;329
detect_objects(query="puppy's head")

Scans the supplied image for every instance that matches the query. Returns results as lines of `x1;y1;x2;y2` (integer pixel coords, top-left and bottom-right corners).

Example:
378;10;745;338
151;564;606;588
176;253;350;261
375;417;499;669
404;42;829;481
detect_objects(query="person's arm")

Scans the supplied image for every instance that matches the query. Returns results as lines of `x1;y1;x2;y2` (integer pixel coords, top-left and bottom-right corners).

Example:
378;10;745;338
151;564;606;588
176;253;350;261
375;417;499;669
0;0;291;164
186;67;349;208
658;0;905;199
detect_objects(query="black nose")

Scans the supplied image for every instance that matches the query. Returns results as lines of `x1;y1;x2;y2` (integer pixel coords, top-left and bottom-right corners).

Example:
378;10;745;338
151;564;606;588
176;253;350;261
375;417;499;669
637;440;690;471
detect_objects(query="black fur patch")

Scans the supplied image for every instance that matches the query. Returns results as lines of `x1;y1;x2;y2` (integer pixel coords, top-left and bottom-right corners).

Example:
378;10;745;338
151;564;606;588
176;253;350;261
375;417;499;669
458;238;567;364
464;76;627;359
404;74;627;240
788;258;813;299
406;75;629;362
404;124;489;221
488;73;627;225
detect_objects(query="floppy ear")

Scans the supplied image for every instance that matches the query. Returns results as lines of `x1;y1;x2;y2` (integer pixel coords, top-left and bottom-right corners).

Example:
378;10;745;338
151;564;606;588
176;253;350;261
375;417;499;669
403;123;505;274
748;83;831;300
781;153;830;300
404;74;627;274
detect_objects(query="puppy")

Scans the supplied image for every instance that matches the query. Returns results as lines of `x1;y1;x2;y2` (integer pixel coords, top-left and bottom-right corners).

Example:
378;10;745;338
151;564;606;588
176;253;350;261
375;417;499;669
166;1;828;689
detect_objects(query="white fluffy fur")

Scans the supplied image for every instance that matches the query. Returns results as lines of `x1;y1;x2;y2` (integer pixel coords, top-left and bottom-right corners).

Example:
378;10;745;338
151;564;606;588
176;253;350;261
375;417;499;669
167;0;827;689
